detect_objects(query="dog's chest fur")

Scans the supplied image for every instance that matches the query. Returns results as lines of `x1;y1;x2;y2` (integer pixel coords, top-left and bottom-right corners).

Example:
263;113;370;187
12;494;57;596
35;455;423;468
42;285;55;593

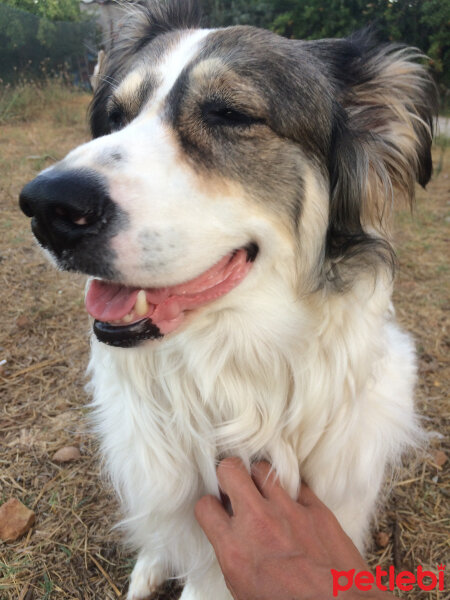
87;272;419;576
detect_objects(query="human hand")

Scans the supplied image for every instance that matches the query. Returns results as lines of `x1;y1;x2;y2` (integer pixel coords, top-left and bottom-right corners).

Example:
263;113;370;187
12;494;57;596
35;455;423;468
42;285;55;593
195;458;393;600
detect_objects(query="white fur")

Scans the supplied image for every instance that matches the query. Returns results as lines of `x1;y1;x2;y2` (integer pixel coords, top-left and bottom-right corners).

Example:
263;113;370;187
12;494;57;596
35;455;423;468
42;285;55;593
54;29;425;600
87;262;421;599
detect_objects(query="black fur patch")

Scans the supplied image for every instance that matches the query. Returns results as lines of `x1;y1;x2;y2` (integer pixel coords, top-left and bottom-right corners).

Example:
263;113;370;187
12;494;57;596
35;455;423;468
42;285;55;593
325;101;395;282
245;243;259;263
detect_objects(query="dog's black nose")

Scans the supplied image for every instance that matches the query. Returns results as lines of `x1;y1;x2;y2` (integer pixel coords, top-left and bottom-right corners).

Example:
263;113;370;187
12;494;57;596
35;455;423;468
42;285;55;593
19;168;113;253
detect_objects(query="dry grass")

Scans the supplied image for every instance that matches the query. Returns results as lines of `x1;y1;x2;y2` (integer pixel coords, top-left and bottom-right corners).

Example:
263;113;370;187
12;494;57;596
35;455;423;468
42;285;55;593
0;88;448;599
0;79;88;126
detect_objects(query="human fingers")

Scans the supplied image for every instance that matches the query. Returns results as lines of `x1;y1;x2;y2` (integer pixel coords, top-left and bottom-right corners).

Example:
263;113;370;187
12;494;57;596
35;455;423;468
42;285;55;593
251;461;292;505
195;494;231;548
297;482;330;510
296;483;357;553
216;457;262;514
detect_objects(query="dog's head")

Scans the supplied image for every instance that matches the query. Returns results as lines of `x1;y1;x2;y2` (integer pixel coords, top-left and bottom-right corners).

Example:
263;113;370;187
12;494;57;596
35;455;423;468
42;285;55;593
19;0;437;348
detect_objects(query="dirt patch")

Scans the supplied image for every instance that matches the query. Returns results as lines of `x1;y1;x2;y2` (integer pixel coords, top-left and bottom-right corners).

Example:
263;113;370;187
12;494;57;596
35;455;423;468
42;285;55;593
1;92;448;599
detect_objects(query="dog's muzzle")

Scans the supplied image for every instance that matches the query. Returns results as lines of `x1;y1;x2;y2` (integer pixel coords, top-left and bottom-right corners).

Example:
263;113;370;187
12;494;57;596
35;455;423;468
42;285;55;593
19;168;121;280
19;168;115;254
19;169;259;349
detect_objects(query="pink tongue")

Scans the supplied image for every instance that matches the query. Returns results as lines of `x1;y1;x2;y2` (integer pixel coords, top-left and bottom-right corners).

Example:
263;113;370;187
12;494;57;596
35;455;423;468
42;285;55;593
85;281;139;322
85;250;252;333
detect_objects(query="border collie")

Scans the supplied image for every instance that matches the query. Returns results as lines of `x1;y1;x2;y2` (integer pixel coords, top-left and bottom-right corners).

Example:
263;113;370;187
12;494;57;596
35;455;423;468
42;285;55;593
19;1;436;598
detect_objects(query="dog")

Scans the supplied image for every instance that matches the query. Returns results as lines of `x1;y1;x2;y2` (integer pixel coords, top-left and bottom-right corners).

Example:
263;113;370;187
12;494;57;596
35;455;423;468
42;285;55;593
19;1;437;598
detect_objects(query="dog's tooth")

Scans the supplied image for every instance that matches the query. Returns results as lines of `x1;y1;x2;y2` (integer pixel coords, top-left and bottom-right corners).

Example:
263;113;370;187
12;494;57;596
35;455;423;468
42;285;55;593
135;290;149;316
123;312;133;323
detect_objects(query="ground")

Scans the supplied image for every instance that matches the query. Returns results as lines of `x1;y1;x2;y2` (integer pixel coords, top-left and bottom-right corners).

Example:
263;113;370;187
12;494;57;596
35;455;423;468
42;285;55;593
0;88;448;599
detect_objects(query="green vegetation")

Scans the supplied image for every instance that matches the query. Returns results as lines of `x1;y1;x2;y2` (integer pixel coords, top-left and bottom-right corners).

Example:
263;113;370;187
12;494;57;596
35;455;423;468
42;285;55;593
202;0;450;89
0;0;448;95
2;0;82;22
0;1;96;84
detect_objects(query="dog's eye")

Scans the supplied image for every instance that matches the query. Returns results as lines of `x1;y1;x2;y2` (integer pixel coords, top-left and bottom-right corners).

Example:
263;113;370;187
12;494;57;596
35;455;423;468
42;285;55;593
108;108;126;132
203;102;264;128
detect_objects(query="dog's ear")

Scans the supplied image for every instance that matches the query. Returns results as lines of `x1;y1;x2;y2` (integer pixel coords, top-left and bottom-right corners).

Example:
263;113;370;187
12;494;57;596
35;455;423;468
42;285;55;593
90;50;106;93
306;31;438;286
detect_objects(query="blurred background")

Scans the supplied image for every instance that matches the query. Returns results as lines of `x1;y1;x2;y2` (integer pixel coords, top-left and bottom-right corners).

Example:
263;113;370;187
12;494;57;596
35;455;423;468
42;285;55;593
0;0;449;92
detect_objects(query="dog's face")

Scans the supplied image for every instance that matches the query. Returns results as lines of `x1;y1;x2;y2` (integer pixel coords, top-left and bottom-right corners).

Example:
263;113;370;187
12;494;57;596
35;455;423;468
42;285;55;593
19;1;435;348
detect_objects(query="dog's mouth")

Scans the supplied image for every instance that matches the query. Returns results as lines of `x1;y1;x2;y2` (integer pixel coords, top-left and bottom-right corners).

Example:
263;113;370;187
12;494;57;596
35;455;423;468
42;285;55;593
85;243;258;347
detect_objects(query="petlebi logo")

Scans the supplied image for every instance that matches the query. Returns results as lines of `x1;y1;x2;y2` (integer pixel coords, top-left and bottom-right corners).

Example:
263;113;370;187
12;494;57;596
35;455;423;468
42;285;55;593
331;564;446;597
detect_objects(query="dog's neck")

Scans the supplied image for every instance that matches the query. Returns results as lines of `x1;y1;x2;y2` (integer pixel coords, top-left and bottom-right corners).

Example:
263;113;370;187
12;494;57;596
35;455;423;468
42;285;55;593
88;271;392;492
